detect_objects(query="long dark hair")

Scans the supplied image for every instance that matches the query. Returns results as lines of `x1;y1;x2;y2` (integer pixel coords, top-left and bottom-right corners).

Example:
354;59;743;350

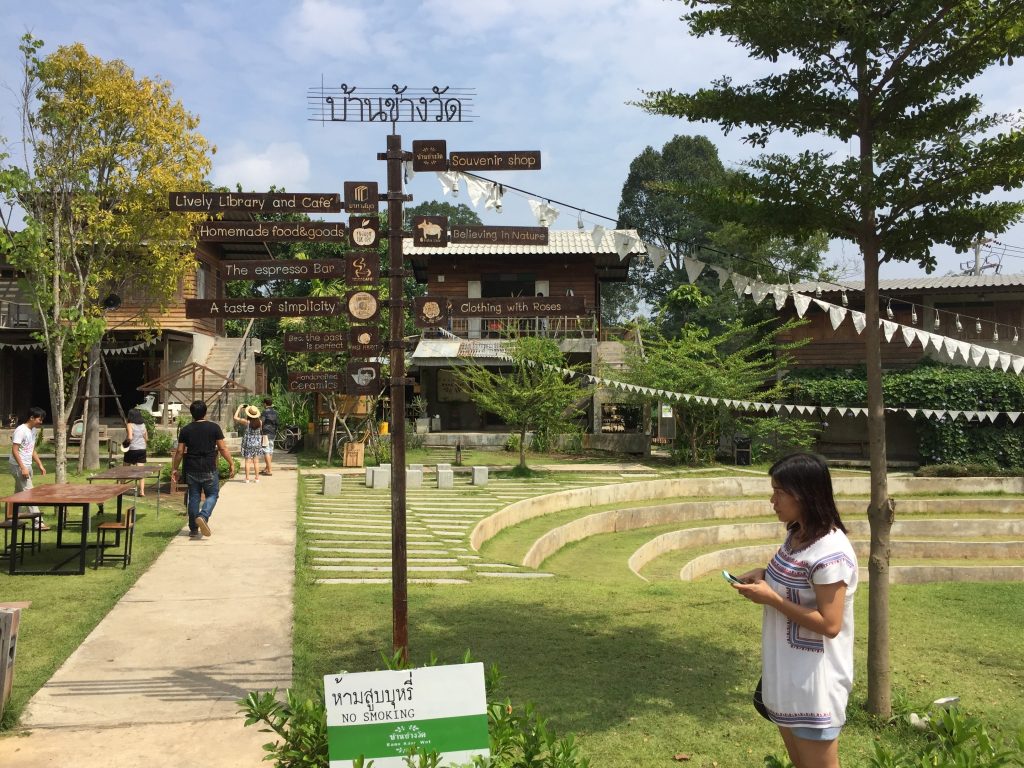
769;452;847;541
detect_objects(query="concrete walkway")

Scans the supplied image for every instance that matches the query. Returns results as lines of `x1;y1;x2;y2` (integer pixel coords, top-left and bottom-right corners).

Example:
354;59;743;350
0;471;297;767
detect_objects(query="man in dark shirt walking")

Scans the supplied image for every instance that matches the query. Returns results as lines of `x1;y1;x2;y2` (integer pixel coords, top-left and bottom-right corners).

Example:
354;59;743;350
170;400;235;539
260;397;279;476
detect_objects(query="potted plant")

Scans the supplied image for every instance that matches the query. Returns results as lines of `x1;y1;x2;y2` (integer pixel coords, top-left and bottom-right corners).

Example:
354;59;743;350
411;395;431;434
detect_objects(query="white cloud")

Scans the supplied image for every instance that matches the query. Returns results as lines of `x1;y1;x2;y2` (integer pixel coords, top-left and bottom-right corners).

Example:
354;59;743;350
283;0;377;59
212;142;311;192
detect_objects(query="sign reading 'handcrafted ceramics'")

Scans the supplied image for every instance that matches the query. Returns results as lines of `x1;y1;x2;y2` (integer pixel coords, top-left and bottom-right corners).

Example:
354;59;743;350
324;663;488;768
288;371;342;392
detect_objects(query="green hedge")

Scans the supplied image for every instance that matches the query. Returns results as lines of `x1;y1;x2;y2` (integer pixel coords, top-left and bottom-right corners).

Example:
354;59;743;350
789;363;1024;468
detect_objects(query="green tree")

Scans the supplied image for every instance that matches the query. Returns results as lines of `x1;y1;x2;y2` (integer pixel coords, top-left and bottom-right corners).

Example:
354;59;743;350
0;36;212;481
618;317;814;464
450;336;592;469
638;1;1024;716
403;200;481;228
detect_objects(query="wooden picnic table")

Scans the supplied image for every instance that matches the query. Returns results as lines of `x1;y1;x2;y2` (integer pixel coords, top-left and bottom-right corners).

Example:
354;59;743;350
88;464;163;516
1;483;131;575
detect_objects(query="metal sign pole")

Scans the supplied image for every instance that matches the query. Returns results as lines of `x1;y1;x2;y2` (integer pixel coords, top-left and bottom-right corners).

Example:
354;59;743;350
383;133;409;661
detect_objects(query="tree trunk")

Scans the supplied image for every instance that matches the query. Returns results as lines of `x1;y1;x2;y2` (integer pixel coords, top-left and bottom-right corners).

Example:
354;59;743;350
82;344;102;471
46;339;69;484
519;426;527;469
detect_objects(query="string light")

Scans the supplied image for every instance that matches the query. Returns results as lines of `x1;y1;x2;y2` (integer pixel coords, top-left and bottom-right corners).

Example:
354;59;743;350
934;312;942;330
911;306;918;324
955;315;963;333
841;291;848;307
993;326;1000;342
886;300;894;320
975;318;982;335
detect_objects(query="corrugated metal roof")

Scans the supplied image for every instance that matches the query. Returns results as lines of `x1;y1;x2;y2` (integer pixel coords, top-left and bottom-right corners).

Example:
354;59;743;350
410;338;511;360
794;273;1024;293
403;229;646;256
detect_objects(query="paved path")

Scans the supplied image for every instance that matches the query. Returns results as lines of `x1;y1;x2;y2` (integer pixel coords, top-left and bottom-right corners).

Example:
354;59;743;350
0;472;296;768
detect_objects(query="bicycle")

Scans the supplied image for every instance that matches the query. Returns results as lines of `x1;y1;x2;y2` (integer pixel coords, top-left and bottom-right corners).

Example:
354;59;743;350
274;425;301;453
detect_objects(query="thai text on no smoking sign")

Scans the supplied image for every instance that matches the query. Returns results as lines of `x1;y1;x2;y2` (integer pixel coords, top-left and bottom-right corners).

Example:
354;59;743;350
324;663;488;768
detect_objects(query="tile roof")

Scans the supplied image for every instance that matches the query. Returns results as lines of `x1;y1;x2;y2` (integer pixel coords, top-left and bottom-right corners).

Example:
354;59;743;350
402;229;646;256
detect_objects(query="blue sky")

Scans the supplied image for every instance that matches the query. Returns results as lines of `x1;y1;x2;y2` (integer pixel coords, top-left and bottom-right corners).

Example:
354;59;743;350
2;0;1023;280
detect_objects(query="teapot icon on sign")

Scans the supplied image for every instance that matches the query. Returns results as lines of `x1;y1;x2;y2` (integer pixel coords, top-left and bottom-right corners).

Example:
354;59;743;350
352;367;376;387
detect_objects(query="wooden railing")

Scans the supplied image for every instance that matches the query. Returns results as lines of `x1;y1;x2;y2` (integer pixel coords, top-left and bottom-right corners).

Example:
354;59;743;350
424;315;598;340
0;299;40;329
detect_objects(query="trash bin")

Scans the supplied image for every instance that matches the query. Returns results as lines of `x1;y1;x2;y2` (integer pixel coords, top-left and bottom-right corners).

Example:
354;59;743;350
733;436;752;466
0;607;21;721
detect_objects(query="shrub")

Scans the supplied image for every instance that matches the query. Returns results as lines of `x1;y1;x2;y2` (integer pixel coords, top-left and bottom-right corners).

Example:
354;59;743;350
148;429;173;457
868;707;1024;767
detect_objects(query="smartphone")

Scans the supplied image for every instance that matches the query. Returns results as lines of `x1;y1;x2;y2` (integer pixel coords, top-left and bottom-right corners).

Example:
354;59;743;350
722;570;746;585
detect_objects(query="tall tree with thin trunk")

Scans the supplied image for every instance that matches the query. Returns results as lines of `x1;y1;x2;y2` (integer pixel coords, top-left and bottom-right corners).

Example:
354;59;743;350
0;36;212;480
638;1;1024;716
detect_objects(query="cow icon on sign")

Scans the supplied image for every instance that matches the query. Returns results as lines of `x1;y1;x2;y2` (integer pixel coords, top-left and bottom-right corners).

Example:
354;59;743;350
412;215;448;247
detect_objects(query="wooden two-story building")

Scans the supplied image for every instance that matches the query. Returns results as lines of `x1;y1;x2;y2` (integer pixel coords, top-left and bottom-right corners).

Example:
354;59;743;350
403;229;650;453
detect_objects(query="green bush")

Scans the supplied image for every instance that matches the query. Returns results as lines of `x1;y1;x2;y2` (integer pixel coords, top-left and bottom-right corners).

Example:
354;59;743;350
148;429;173;457
914;463;1018;478
505;433;521;453
868;707;1024;767
239;654;591;768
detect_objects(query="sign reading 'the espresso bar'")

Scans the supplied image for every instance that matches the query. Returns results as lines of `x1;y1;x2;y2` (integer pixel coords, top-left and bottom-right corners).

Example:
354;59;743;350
220;259;344;281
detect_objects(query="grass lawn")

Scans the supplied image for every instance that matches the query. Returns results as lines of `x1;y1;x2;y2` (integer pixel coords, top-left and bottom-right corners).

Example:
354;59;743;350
0;459;184;729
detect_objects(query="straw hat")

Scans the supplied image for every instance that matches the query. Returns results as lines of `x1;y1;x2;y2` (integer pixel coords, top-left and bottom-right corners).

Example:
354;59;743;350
244;404;261;419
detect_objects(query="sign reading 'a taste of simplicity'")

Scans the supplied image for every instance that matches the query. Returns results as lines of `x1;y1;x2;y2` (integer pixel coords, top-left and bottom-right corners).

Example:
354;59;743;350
324;663;488;768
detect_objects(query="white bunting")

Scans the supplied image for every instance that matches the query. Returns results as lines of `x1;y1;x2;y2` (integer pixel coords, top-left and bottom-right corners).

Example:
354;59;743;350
828;303;848;330
711;266;731;288
793;292;812;318
647;245;668;270
970;345;986;366
1008;412;1022;423
465;176;491;207
999;352;1012;372
612;230;640;260
772;286;789;311
1014;357;1024;374
943;338;958;360
851;311;867;333
882;320;898;342
905;409;918;418
437;170;462;196
901;325;916;346
732;274;750;298
987;350;999;370
684;256;706;284
590;225;606;250
750;281;770;305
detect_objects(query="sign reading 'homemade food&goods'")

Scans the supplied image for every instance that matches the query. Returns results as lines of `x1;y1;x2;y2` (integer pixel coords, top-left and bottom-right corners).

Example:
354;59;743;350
169;191;342;213
185;297;345;318
196;221;347;242
324;663;488;768
220;259;344;281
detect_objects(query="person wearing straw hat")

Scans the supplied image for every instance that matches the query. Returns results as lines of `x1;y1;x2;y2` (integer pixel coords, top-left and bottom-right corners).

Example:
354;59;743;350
233;403;264;483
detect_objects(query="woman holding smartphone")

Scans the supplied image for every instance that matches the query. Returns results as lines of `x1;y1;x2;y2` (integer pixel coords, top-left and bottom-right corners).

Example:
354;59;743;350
731;452;858;768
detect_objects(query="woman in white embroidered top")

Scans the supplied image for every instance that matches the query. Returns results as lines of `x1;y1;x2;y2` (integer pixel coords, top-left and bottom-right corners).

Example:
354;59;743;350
732;452;858;768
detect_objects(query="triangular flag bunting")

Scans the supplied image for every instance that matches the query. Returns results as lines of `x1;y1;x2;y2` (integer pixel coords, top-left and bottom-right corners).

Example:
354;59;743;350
793;292;812;318
683;256;706;284
647;244;667;270
882;320;898;342
851;311;867;333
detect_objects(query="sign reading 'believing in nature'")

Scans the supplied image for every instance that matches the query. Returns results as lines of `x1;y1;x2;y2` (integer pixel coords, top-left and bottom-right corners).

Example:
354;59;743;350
450;225;548;246
324;663;488;768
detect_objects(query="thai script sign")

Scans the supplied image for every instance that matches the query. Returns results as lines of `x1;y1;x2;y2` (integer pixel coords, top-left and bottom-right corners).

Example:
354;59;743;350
288;371;342;392
308;85;475;124
450;225;548;246
220;259;344;281
196;221;347;243
283;332;347;353
411;140;447;172
344;182;379;214
169;191;341;213
185;298;345;318
448;151;541;171
324;663;488;768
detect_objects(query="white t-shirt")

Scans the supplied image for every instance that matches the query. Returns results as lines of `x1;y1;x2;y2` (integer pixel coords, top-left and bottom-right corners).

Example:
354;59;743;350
761;528;858;730
128;423;148;451
9;423;38;470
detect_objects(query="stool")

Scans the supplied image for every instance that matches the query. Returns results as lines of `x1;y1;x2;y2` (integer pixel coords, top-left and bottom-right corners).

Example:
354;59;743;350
0;519;29;561
3;509;42;555
94;507;136;569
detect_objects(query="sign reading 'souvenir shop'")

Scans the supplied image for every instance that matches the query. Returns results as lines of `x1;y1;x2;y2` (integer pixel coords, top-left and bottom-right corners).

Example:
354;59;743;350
168;192;342;213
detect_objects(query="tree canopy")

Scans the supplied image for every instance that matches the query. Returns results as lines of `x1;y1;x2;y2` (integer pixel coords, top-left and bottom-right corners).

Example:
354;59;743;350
0;35;212;481
637;0;1024;717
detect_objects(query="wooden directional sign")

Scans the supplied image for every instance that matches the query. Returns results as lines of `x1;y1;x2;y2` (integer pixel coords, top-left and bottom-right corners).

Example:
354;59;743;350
414;296;450;327
349;216;380;249
412;139;447;172
450;225;548;246
450;296;586;317
412;215;448;248
347;361;382;394
169;191;341;213
448;151;541;171
288;371;342;392
196;221;347;243
344;182;379;214
185;297;345;318
349;327;380;357
283;331;346;353
346;252;380;284
220;259;343;281
345;290;380;322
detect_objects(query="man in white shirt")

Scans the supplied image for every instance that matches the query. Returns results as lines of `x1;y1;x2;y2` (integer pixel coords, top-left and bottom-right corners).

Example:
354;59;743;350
7;407;49;529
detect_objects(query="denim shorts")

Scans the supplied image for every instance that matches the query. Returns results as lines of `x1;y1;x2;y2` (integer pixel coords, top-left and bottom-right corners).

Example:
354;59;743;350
789;725;842;741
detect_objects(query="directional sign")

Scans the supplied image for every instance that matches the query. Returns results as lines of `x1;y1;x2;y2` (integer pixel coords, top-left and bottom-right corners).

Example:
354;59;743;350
450;296;586;317
346;290;380;322
169;191;341;213
220;259;344;281
344;182;379;214
349;327;381;357
349;216;380;249
288;371;342;392
448;151;541;171
196;221;347;243
283;332;346;353
185;297;345;318
347;361;382;394
449;225;548;246
412;216;448;248
411;139;447;172
347;252;380;284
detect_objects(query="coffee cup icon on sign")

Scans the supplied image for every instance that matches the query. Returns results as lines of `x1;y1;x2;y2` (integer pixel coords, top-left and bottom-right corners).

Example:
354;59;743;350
352;367;376;387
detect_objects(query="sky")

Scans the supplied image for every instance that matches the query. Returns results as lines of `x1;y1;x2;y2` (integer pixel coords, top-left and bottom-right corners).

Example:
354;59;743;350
2;0;1023;281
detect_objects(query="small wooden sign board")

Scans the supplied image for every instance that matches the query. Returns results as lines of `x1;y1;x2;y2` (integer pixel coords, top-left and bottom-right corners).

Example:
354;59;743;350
349;216;380;249
185;297;345;318
448;151;541;171
411;216;448;248
283;332;346;353
411;139;447;172
288;371;342;392
220;259;344;281
169;191;341;213
346;252;380;284
413;296;449;327
345;290;380;322
346;361;381;394
348;327;381;357
344;182;379;214
196;221;347;243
